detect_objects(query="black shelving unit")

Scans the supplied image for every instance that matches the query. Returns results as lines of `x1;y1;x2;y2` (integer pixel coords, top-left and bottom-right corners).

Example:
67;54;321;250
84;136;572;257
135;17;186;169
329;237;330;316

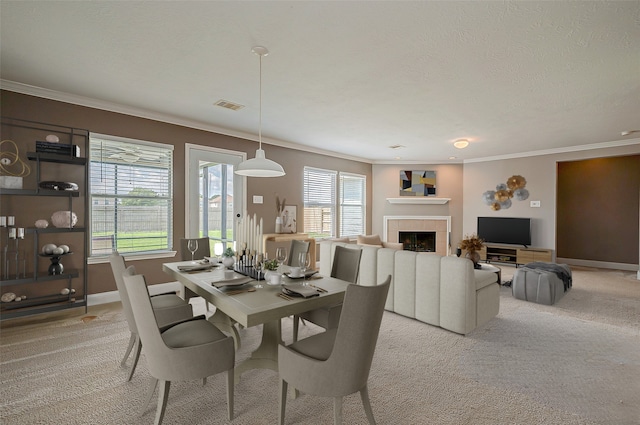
1;117;89;320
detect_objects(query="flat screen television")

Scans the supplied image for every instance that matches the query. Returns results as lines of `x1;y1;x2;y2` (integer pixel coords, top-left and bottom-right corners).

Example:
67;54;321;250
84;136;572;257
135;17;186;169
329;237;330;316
477;217;531;247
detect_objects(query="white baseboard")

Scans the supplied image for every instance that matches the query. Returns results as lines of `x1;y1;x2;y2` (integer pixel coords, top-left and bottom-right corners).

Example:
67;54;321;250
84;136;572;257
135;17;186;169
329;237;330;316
87;281;183;306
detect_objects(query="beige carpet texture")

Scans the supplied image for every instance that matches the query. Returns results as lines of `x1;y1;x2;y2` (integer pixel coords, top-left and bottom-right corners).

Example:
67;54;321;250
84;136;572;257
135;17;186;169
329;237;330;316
1;265;639;424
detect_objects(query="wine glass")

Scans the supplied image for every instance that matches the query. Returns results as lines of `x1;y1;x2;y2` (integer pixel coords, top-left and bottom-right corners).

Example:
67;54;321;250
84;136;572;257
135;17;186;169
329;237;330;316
187;239;198;262
275;247;287;274
253;257;263;288
298;252;311;285
214;242;224;260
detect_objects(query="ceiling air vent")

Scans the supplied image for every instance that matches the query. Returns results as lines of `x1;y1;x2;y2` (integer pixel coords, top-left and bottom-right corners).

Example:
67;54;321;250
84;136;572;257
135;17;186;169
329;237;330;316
214;100;245;111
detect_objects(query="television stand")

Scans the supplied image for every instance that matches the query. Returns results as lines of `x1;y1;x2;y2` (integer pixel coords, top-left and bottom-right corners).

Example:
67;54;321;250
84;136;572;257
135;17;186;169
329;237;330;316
480;244;553;266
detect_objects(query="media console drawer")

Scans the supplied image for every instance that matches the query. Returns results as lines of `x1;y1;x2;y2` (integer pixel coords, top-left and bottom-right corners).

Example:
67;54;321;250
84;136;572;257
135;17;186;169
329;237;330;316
481;244;553;265
517;248;553;264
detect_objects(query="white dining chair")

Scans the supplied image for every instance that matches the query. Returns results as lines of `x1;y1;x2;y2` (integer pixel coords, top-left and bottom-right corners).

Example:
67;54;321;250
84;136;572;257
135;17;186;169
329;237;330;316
278;275;391;424
292;245;362;342
109;251;193;381
123;268;235;425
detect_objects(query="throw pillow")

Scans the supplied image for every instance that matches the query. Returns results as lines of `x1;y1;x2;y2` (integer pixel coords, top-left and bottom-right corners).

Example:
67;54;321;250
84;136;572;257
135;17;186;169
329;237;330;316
357;234;383;246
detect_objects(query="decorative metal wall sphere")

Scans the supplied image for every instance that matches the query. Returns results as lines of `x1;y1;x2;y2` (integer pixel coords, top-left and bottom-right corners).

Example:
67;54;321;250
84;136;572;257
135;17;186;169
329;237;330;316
499;199;512;209
513;188;530;201
482;190;496;205
494;189;511;202
507;175;527;190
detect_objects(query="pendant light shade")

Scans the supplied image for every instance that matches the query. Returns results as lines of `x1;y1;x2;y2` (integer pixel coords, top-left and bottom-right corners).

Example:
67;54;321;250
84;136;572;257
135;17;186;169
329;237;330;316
235;148;285;177
235;46;285;177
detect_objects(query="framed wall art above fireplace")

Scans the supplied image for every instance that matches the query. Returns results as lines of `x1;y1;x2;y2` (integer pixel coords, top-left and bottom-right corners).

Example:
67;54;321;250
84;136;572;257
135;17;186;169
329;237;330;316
400;170;436;196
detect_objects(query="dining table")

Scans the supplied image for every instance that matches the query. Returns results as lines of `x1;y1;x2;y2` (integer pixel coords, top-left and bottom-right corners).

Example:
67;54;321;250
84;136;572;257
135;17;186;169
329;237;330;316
162;261;350;381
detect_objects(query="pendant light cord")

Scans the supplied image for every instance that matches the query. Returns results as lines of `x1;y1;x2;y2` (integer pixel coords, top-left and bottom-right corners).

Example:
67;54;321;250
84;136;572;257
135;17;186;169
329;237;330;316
258;52;263;150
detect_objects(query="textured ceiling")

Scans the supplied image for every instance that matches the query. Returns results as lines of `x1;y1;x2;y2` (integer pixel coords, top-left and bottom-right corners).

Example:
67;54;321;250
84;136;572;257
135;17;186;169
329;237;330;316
1;1;639;163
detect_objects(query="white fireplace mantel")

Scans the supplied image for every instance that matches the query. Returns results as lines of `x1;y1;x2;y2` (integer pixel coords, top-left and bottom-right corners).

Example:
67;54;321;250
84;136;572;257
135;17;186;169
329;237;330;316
386;197;450;205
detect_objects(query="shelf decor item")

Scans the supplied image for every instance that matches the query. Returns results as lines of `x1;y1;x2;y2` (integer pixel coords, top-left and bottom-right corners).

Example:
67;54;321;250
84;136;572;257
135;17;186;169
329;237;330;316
40;252;72;275
460;234;484;269
51;211;77;228
39;181;78;191
35;219;49;228
0;139;31;189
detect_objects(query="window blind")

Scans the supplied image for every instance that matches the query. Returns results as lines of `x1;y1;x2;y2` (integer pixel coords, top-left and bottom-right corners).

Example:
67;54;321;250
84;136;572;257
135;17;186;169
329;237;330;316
89;134;174;256
339;172;365;237
303;167;336;239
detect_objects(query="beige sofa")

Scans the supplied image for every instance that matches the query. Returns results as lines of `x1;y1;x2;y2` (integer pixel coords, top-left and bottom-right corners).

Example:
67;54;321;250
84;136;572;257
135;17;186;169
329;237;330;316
319;240;500;335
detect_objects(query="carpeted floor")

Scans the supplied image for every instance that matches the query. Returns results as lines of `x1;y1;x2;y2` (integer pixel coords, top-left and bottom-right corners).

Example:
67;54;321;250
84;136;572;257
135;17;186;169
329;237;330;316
1;265;639;424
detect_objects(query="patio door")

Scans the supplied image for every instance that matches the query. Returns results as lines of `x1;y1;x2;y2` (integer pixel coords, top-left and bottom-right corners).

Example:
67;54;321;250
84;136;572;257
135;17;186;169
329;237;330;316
185;144;246;253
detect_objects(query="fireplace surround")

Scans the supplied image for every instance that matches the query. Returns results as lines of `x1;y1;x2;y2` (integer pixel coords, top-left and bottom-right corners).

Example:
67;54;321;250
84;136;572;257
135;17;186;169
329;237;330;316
383;216;451;257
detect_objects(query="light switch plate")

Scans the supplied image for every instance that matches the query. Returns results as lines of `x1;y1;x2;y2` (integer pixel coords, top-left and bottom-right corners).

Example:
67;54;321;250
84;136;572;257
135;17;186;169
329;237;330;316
530;200;541;208
253;195;263;204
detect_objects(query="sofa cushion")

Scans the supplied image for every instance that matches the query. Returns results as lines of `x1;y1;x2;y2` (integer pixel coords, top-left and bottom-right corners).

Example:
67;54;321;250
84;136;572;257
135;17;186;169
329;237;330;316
358;245;380;286
415;253;441;325
474;270;498;290
394;250;417;318
439;256;476;335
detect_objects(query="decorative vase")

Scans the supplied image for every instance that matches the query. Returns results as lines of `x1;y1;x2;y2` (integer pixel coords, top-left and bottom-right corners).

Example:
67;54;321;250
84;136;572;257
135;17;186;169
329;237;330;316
465;250;481;269
222;256;235;269
48;256;64;275
264;270;282;285
275;217;283;234
51;211;77;228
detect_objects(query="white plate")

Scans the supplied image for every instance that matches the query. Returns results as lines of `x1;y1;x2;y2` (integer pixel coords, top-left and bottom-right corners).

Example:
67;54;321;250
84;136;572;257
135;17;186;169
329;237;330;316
285;271;317;279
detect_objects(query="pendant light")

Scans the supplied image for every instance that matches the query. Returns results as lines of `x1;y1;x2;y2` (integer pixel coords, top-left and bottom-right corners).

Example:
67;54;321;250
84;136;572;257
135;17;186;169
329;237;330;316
235;46;286;177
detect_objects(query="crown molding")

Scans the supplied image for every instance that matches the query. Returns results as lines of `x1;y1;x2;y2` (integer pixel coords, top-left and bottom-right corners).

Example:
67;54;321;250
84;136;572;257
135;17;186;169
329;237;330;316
3;80;637;166
0;80;372;164
463;139;640;164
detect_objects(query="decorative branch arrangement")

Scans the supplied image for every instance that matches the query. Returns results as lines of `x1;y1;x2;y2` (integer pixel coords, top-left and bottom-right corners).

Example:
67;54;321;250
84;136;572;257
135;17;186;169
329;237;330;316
482;175;529;211
275;195;286;216
460;234;485;252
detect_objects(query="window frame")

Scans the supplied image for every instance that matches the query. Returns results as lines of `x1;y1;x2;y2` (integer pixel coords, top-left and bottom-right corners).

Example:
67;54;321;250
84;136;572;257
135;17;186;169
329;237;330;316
303;166;337;240
339;171;366;238
88;133;174;261
303;167;366;240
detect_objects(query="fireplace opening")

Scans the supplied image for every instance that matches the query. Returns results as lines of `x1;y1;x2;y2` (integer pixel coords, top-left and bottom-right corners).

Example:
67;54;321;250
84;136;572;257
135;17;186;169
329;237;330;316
399;231;436;252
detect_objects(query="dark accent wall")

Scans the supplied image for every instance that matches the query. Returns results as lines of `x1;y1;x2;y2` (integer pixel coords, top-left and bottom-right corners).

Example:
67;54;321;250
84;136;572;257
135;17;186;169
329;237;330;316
556;155;640;264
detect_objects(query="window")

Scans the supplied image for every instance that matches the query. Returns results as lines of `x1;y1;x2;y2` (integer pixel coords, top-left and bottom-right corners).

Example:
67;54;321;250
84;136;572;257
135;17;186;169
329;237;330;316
89;134;173;256
304;167;336;239
304;167;366;239
339;173;366;237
